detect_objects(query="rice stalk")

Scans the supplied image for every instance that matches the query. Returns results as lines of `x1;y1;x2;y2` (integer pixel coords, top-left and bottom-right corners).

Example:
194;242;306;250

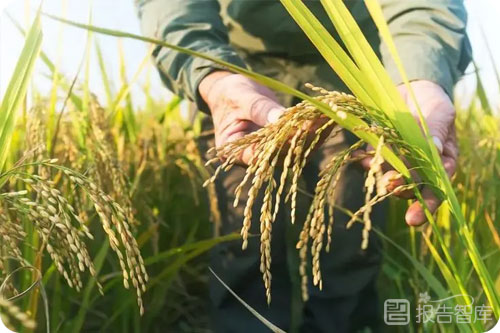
205;85;414;302
88;96;136;226
0;158;148;315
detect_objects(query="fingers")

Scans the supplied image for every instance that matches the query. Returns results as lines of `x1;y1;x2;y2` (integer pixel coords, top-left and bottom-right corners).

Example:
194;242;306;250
243;94;285;127
405;187;441;226
399;81;456;151
221;131;258;166
432;136;444;154
404;131;456;226
395;81;459;226
240;143;260;166
224;120;260;164
205;74;288;165
353;144;416;198
302;115;332;149
426;108;454;155
421;109;453;154
442;124;458;177
353;149;373;171
352;145;375;171
404;129;457;226
443;124;458;160
403;140;456;226
379;170;417;199
267;107;285;124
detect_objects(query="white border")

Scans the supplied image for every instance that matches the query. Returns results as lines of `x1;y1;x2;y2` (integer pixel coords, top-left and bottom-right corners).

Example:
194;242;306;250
487;318;500;333
0;315;16;333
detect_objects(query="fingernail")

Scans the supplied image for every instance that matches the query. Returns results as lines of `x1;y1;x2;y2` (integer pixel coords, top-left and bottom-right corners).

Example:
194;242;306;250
267;107;285;124
432;136;443;154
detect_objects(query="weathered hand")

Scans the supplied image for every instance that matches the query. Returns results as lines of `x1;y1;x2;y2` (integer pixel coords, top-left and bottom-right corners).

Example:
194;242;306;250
397;80;458;226
199;72;285;165
358;80;457;226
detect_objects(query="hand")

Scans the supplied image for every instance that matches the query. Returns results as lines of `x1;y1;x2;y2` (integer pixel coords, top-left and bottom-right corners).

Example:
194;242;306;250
398;80;458;226
359;80;458;226
199;72;285;165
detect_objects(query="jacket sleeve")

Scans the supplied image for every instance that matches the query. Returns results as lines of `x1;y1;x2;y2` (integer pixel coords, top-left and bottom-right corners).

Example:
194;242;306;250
379;0;472;96
135;0;247;112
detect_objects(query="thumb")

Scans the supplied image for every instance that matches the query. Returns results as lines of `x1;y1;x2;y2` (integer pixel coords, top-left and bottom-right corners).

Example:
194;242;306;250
244;95;285;127
267;107;285;124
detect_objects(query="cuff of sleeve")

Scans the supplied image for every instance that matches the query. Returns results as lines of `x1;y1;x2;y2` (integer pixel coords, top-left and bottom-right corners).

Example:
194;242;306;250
383;42;456;97
190;53;247;114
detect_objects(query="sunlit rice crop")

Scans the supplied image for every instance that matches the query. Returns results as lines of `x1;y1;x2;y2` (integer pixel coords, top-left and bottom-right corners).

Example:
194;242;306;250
205;85;418;303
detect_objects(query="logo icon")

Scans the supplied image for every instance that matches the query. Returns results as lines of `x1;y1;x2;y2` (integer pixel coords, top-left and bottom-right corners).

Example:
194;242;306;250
384;299;410;325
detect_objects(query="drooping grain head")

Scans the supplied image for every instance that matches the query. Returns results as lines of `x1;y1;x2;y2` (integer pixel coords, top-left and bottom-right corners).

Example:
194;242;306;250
0;297;36;330
205;85;415;302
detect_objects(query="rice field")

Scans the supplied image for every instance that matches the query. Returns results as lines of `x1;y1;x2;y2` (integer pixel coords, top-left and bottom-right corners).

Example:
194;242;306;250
1;1;499;332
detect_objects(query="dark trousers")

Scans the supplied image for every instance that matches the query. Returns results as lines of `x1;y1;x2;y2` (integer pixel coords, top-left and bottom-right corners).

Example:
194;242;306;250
199;55;387;333
199;120;386;333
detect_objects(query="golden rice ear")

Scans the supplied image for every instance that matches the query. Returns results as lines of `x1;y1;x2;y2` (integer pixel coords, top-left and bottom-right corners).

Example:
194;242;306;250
205;90;359;303
88;98;136;227
205;88;408;304
361;136;385;250
0;297;36;330
297;139;364;298
1;161;148;316
63;167;148;315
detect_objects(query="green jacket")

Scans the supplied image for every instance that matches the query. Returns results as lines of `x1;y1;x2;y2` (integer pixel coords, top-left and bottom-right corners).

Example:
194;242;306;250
136;0;471;112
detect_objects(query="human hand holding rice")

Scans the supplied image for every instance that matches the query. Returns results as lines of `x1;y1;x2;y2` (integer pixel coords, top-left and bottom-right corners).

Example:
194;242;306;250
357;80;457;226
200;71;456;303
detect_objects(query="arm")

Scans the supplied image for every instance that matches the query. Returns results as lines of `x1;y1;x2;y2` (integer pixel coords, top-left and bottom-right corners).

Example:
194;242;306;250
135;0;247;112
136;0;286;164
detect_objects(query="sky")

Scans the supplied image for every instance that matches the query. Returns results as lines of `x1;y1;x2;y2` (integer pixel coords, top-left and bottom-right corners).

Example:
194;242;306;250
1;0;500;109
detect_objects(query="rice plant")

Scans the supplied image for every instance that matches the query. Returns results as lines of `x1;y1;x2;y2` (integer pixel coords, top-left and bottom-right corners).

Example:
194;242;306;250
204;85;419;304
1;0;499;332
0;10;149;328
1;7;228;332
0;296;36;330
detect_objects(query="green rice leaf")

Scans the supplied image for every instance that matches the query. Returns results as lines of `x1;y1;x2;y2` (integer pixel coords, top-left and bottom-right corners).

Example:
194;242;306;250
209;267;286;333
365;0;500;316
95;38;114;109
0;10;42;172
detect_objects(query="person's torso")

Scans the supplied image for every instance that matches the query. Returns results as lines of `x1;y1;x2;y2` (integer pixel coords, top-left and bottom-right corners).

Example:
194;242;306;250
218;0;380;60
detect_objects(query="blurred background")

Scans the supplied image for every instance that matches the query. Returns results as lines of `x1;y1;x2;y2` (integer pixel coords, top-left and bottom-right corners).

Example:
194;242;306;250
0;1;499;332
